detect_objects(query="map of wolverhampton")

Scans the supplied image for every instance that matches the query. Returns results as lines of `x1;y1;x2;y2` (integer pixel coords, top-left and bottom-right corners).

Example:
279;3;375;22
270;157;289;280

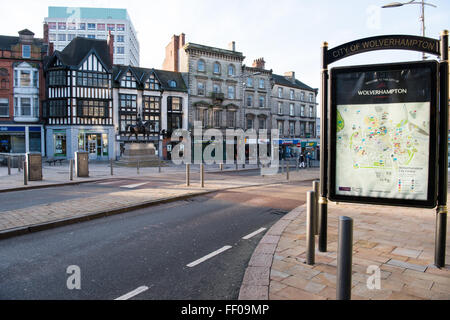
335;102;430;200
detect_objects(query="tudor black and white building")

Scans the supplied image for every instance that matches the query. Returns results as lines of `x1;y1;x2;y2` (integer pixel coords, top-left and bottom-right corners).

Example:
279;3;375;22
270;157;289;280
43;37;114;160
112;66;188;160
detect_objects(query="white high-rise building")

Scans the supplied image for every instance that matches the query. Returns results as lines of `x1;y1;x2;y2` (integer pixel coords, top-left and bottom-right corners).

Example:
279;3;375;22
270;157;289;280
44;6;140;66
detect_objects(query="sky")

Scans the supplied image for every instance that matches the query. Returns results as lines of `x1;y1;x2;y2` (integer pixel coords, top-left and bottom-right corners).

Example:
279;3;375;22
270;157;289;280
0;0;449;92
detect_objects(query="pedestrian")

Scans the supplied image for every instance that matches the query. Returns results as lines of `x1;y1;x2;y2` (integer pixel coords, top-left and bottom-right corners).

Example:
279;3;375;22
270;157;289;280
299;153;305;169
306;152;312;168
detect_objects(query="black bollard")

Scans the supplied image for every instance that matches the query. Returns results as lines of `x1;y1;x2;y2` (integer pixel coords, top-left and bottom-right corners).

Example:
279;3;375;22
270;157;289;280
336;216;353;300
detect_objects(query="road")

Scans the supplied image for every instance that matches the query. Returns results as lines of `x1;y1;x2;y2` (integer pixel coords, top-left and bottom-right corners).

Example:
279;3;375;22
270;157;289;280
0;179;311;300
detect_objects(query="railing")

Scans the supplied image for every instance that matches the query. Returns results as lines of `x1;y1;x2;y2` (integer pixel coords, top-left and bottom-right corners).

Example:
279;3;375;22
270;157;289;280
0;153;26;168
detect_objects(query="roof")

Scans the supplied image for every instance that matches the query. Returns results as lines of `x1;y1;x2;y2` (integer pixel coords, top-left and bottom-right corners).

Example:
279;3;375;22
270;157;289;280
18;29;35;36
48;6;129;20
48;37;112;70
112;65;187;92
272;74;317;92
184;42;244;60
0;35;47;53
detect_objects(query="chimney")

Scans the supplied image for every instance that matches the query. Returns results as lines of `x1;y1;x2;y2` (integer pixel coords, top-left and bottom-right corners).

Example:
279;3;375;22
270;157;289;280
49;42;54;55
162;33;186;72
180;33;186;47
228;41;236;51
43;23;49;44
107;31;114;65
284;71;296;83
252;58;265;69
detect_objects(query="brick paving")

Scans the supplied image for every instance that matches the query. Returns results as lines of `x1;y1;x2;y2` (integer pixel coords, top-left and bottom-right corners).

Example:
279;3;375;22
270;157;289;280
239;202;450;300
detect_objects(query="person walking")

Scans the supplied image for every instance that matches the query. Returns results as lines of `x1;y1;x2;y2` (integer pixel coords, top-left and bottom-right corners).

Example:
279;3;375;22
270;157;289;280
299;153;306;169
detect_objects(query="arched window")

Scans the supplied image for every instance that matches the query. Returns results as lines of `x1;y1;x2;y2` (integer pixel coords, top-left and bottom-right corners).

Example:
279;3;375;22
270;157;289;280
228;64;235;76
213;62;221;74
197;60;205;72
168;80;177;88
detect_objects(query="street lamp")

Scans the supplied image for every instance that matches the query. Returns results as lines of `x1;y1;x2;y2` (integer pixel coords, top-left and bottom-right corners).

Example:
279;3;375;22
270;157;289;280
382;0;437;60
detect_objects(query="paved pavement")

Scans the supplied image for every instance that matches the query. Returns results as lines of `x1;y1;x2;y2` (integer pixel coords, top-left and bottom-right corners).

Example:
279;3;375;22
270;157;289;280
0;163;320;238
239;201;450;300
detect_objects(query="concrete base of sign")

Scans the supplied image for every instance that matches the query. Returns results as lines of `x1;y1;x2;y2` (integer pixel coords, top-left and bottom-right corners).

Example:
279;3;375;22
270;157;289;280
117;143;162;167
27;153;43;181
75;152;89;177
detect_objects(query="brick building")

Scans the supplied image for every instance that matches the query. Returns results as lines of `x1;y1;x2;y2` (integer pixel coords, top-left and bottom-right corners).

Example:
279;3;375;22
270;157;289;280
0;29;48;155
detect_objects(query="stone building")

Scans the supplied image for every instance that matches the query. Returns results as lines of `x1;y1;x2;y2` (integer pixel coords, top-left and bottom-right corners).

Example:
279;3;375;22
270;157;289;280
162;34;245;132
242;58;273;132
271;71;319;158
0;29;48;155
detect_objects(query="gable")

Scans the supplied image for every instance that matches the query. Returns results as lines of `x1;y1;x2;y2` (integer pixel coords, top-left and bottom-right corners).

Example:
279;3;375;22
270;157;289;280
78;52;107;72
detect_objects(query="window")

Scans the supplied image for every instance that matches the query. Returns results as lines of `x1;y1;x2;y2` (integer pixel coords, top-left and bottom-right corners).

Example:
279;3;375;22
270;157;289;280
76;72;109;88
119;94;137;113
309;93;314;102
20;70;31;87
289;122;295;136
20;98;31;116
278;102;283;115
290;90;294;100
78;23;86;30
247;77;253;87
143;96;160;133
33;71;38;88
116;46;125;54
300;91;305;101
213;84;221;93
259;118;266;130
227;111;236;128
247;118;254;130
228;64;235;76
120;72;136;88
22;45;31;58
197;60;205;72
77;100;108;118
168;80;177;88
213;110;222;127
68;22;76;30
87;23;96;30
169;97;182;112
227;86;235;99
301;105;305;117
213;62;221;74
68;34;76;41
97;24;105;31
49;33;56;41
48;22;56;30
58;34;66;41
58;22;66;30
300;122;305;136
278;121;284;135
259;96;265;108
49;70;66;86
289;103;294;116
0;98;9;117
47;99;67;117
278;87;283;98
107;24;115;31
197;82;205;96
117;35;125;43
259;79;265;89
144;74;160;90
309;123;315;137
87;34;95;39
117;24;125;31
309;106;314;117
246;94;253;107
196;108;208;127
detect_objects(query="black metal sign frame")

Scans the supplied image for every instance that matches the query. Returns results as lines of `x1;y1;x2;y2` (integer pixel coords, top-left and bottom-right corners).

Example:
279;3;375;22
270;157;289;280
328;60;439;208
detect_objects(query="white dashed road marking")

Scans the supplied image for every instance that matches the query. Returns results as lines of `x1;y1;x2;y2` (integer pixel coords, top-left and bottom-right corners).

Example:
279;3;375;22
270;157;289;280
115;286;149;300
186;246;232;268
120;183;148;189
242;228;267;240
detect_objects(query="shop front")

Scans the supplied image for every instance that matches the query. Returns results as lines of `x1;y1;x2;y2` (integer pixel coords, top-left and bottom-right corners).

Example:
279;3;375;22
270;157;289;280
0;125;44;155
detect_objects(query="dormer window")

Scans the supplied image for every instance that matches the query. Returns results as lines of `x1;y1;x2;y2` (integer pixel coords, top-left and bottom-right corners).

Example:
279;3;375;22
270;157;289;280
22;45;31;59
144;74;160;90
168;80;177;88
120;72;136;88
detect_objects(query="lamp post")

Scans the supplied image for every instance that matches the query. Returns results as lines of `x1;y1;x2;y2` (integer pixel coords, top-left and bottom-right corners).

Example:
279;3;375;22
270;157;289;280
382;1;437;60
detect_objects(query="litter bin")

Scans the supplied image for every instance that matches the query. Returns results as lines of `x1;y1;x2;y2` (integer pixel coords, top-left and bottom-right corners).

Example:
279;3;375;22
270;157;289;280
27;153;43;181
75;151;89;177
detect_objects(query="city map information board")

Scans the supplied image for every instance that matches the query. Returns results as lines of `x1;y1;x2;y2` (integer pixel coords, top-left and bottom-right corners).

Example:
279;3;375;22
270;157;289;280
329;61;438;208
